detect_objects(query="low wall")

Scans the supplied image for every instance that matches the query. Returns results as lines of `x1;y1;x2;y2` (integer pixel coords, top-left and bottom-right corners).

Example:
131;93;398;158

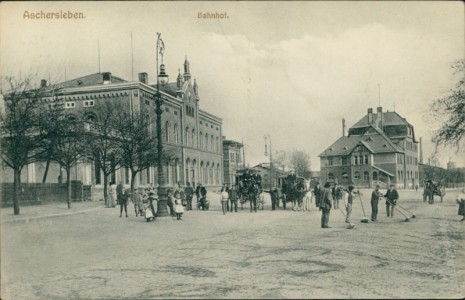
1;182;92;207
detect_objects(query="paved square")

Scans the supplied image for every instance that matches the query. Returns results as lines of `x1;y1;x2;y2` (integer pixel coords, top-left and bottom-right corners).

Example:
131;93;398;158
1;190;464;299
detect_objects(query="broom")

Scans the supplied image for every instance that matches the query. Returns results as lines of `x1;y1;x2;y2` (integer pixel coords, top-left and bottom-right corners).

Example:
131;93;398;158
385;198;410;222
393;202;416;219
357;191;369;223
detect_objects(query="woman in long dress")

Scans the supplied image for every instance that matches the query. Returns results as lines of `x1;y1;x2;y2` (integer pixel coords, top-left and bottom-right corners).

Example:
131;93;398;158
174;191;184;220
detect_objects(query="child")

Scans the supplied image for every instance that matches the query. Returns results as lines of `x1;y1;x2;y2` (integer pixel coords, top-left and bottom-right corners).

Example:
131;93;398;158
456;189;465;221
174;191;184;220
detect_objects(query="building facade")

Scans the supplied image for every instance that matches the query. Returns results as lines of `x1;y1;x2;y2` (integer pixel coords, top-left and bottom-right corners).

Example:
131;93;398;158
222;138;243;187
1;57;224;190
319;107;419;189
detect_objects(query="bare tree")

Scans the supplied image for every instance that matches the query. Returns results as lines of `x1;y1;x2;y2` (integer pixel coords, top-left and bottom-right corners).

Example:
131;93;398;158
114;110;158;205
289;150;312;178
430;59;465;151
50;114;87;209
86;100;124;206
0;77;48;215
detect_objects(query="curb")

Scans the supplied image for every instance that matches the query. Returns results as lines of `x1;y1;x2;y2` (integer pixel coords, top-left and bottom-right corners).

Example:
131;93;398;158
1;206;104;224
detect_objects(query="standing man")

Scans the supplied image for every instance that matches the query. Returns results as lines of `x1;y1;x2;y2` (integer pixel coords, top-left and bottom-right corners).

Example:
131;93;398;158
220;187;229;215
384;184;399;218
229;185;239;212
371;185;383;222
314;182;322;209
200;184;208;210
271;188;279;211
184;182;194;211
195;183;201;209
345;185;355;223
320;182;333;228
120;188;129;218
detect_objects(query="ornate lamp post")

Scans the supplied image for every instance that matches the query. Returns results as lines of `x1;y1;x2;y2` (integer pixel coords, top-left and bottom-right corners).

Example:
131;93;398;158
264;134;273;190
155;32;170;217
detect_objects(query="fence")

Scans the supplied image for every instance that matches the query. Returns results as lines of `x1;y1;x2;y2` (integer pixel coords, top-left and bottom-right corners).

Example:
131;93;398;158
1;181;92;207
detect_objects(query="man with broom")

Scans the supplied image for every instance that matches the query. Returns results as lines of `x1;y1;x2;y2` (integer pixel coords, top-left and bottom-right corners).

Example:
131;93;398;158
384;184;399;218
371;185;383;222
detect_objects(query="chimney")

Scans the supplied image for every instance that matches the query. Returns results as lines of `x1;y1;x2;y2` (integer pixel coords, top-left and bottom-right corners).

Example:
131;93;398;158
342;118;346;137
138;72;148;84
40;79;47;88
419;137;423;164
102;72;112;85
367;108;373;125
377;106;383;129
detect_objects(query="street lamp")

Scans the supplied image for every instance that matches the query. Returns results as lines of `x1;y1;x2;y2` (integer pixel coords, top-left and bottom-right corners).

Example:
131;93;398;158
155;32;169;217
264;134;273;191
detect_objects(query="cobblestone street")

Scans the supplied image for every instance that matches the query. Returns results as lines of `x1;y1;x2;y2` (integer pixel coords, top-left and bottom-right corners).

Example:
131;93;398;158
2;190;464;299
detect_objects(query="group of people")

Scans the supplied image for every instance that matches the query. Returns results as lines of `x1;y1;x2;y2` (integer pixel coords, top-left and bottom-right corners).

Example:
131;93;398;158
313;181;400;228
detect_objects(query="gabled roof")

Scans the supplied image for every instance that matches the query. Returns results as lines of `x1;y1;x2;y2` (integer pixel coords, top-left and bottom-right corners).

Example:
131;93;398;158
318;125;403;157
351;111;411;128
50;73;127;90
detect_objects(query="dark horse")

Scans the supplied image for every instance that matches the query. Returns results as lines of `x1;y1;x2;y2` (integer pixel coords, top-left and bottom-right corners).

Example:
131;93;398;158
239;181;260;212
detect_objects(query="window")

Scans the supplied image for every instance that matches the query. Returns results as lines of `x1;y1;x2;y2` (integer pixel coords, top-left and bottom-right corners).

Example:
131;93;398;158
211;135;214;151
342;157;348;165
165;121;170;142
199;132;203;149
125;167;130;184
230;152;235;163
186;127;190;146
359;156;364;165
146;115;151;134
192;129;196;148
83;100;94;107
354;171;360;180
65;102;75;109
328;173;334;180
342;172;349;179
364;155;369;164
327;158;333;166
205;133;209;151
174;124;179;144
363;171;369;181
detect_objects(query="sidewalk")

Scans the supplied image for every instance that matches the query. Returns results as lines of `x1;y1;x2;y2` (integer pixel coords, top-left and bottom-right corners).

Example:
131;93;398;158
1;200;104;223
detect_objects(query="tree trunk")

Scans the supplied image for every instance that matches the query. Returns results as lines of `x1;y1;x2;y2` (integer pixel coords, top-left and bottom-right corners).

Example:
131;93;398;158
42;158;51;183
103;173;109;207
13;168;21;215
66;167;71;209
130;171;137;204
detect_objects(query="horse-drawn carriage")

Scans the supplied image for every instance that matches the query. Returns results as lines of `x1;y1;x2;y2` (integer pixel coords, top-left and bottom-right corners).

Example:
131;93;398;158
235;169;263;211
423;179;446;203
279;174;307;210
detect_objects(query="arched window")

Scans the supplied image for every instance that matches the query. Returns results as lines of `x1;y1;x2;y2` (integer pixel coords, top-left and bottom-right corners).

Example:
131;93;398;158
165;121;170;142
363;171;369;181
192;129;196;148
145;115;151;134
174;124;179;144
328;173;334;180
216;137;219;153
199;132;203;149
354;171;360;180
185;127;189;146
342;172;349;180
205;133;209;151
373;171;378;181
211;135;214;152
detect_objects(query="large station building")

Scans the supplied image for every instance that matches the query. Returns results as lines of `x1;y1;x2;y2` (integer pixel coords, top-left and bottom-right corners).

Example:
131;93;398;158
1;57;224;190
319;107;419;189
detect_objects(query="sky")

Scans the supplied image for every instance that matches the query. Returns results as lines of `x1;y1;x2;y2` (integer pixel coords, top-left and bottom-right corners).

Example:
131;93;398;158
1;1;464;170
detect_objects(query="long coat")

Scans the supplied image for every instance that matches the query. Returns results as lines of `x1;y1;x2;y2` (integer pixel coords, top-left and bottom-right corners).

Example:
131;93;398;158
320;188;333;210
